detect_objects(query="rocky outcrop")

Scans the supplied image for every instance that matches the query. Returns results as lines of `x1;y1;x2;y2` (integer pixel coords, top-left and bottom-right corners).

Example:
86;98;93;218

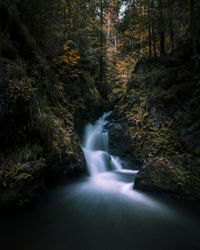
106;116;143;169
134;157;200;199
0;54;99;210
115;53;200;199
0;2;103;211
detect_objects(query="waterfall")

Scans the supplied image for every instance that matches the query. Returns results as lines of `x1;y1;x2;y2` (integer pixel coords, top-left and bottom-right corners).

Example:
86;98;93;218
82;112;116;176
81;112;139;179
81;111;139;192
111;156;123;171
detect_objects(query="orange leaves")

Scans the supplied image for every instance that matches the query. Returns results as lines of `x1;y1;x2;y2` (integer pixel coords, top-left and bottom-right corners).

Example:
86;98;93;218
64;45;70;51
63;45;80;67
52;44;81;78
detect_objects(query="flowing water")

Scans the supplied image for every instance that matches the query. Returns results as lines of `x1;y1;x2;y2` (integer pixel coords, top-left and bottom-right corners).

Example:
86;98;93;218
0;112;200;250
81;111;138;186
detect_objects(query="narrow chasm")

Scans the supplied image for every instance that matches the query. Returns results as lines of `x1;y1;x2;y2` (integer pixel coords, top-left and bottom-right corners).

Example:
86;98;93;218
1;1;200;249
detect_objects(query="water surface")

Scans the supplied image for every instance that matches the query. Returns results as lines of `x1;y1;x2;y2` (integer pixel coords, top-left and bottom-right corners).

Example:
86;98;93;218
1;112;200;250
1;176;200;250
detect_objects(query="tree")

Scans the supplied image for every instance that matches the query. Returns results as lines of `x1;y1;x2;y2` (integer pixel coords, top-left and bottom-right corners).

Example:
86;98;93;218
190;0;199;70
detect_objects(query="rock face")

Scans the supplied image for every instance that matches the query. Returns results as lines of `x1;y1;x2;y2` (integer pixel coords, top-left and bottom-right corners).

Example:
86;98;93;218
106;114;143;170
0;2;103;211
0;158;46;211
134;157;200;199
0;56;87;210
116;53;200;199
0;55;102;210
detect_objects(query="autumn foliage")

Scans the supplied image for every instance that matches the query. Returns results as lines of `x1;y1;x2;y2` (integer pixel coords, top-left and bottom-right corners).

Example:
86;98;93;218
52;45;81;78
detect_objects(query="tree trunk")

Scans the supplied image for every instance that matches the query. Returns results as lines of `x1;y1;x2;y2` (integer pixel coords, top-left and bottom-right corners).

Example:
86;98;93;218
151;0;157;58
63;1;67;44
170;29;174;51
190;0;199;70
168;0;174;51
148;4;152;59
158;0;165;56
66;0;73;39
99;0;103;84
152;21;157;58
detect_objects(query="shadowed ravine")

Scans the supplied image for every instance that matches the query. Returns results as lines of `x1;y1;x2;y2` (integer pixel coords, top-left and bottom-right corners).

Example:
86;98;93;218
0;113;200;250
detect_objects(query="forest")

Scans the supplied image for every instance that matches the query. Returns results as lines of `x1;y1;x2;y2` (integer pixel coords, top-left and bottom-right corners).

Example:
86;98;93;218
0;0;200;250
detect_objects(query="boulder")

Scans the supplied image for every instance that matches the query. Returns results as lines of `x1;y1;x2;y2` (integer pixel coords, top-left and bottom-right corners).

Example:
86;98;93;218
134;156;200;199
106;117;143;170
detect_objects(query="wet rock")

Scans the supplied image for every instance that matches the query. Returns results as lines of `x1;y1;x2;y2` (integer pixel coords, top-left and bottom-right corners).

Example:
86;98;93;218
108;123;132;157
134;157;200;199
115;54;200;199
106;118;142;170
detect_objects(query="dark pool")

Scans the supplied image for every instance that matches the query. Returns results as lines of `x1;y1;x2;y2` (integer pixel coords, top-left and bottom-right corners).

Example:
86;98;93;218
1;174;200;250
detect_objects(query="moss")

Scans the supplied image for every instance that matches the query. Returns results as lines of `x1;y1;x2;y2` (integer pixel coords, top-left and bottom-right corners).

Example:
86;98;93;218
0;157;47;209
0;0;106;211
135;156;200;198
116;53;200;198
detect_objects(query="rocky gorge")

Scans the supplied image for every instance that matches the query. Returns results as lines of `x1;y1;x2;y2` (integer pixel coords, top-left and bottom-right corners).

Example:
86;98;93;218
0;0;200;213
113;53;200;199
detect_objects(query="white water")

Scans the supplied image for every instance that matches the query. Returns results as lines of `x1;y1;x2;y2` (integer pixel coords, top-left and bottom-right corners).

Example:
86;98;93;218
81;112;138;190
80;112;186;215
80;113;177;213
1;113;200;250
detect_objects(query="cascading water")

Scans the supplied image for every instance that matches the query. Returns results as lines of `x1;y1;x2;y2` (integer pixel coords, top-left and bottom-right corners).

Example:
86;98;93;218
81;112;138;187
82;112;112;176
2;116;199;250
